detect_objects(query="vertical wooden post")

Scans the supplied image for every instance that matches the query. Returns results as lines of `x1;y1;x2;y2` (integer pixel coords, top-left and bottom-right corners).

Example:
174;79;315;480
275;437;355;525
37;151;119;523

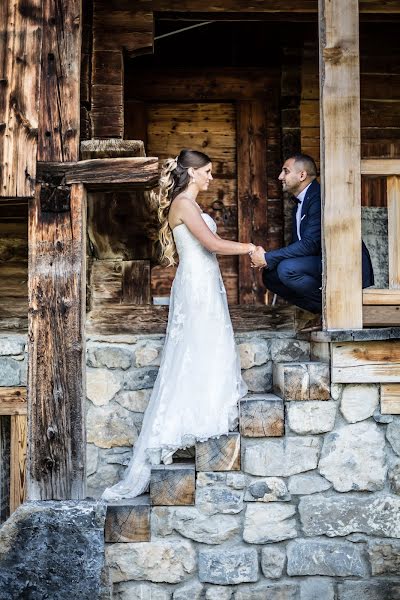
319;0;363;329
10;415;27;513
28;0;85;500
387;176;400;289
237;99;268;304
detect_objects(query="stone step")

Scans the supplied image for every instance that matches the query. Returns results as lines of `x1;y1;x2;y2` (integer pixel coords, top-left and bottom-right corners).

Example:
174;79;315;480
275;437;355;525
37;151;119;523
105;495;151;543
150;462;196;506
196;432;241;472
239;394;284;437
273;361;330;401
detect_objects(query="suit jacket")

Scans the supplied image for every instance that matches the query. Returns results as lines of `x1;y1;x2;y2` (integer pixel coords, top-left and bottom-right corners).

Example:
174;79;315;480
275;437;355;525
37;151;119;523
264;179;374;288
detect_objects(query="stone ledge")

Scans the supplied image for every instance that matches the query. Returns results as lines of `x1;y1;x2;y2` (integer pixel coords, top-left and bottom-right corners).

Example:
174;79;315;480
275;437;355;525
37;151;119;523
310;327;400;343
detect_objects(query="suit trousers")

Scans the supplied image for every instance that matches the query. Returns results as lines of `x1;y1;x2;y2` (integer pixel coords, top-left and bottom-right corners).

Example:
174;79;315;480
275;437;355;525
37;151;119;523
262;256;323;314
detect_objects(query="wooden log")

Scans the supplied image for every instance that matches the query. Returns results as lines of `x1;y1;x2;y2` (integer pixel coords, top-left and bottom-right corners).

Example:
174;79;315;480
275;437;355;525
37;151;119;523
387;176;400;289
361;159;400;175
363;305;400;327
0;388;27;416
196;433;240;471
0;0;42;197
122;260;151;305
10;414;27;514
153;0;400;12
381;384;400;415
319;0;363;329
150;463;195;506
37;0;81;162
239;395;284;437
0;416;10;523
273;361;330;401
237;100;268;304
105;497;150;542
28;184;87;500
80;139;145;159
86;305;299;335
331;340;400;383
36;157;159;189
363;289;400;305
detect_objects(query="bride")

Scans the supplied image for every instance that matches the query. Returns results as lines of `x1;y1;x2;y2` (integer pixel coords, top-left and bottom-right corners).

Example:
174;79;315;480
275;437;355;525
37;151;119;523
102;149;255;501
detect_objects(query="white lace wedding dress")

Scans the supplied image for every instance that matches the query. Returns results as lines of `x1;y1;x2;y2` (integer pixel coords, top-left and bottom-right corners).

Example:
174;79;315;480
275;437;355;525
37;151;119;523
102;213;247;500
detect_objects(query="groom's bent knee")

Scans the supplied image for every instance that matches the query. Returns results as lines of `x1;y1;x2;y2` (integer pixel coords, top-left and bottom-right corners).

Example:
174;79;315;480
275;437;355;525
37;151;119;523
276;259;301;284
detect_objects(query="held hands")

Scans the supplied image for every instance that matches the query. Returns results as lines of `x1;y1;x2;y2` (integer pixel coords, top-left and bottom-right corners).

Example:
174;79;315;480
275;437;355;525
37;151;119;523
249;245;267;269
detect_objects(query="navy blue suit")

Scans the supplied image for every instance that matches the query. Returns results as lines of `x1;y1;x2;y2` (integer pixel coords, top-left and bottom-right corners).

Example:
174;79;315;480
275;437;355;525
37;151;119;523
262;180;374;314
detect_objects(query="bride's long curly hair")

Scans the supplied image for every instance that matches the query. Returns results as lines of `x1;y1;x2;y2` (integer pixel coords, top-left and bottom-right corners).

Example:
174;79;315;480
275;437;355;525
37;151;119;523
152;149;211;266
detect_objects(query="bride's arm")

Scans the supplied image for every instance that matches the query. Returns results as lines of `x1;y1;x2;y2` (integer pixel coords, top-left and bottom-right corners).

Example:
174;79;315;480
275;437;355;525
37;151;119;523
179;201;254;256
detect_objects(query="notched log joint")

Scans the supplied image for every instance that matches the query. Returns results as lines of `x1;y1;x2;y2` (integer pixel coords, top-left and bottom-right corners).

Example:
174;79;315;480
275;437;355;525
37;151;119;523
39;172;71;212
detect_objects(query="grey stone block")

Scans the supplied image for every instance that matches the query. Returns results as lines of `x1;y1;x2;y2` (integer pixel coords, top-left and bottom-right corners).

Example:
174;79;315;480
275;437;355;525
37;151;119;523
300;578;335;600
299;493;400;537
245;477;290;502
114;582;171;600
270;338;310;363
198;547;258;585
387;419;400;456
338;580;400;600
239;394;284;437
242;363;273;393
0;337;25;356
87;346;132;369
0;357;20;386
195;484;244;515
287;539;368;576
205;586;232;600
172;581;203;600
0;500;106;600
87;403;140;449
243;503;297;543
340;383;379;423
288;473;331;495
234;583;299;600
123;367;158;390
238;339;270;369
367;540;400;575
260;546;286;579
242;436;321;477
319;421;386;492
287;400;337;434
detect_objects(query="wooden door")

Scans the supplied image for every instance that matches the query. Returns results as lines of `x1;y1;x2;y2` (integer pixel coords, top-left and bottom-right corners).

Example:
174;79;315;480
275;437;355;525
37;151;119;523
147;102;239;304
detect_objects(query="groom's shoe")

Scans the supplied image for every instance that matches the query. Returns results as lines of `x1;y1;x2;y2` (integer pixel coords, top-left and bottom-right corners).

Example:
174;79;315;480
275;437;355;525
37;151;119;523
298;315;322;333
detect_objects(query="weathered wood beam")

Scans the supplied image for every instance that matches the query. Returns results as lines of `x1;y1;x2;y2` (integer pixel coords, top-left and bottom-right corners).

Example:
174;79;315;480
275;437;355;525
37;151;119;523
0;416;10;522
28;184;87;500
237;100;268;304
363;305;400;327
9;414;26;513
363;289;400;305
381;384;400;415
0;0;42;197
387;176;400;289
153;0;400;13
36;157;158;188
361;159;400;175
319;0;363;329
80;139;145;159
332;340;400;383
0;388;27;416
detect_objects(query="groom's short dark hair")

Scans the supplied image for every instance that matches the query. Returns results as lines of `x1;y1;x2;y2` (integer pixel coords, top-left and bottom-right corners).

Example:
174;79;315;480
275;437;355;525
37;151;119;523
289;153;318;178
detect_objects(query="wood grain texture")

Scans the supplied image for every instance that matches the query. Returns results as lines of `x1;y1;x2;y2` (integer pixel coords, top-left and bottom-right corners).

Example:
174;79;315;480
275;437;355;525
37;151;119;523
0;416;10;523
361;160;400;175
239;395;284;437
387;176;400;289
28;184;87;500
381;383;400;415
153;0;400;13
80;139;145;160
363;305;400;327
0;0;42;197
237;100;268;304
0;388;27;416
332;340;400;383
319;0;363;329
196;433;240;471
363;289;400;305
105;497;150;542
10;414;26;513
150;464;195;506
122;260;151;305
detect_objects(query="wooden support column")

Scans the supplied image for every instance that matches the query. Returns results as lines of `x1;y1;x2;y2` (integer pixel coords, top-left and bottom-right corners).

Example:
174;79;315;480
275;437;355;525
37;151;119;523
0;0;42;197
319;0;363;329
28;0;85;500
387;176;400;289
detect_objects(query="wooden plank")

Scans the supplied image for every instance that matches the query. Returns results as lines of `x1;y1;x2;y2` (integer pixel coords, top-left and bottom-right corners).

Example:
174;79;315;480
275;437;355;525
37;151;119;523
9;414;27;513
237;100;268;304
28;184;87;500
0;0;42;197
319;0;363;329
363;305;400;327
363;289;400;305
361;160;400;175
80;139;145;159
381;383;400;415
332;340;400;383
86;304;298;335
122;260;151;305
0;416;10;522
0;388;27;416
36;158;159;188
387;176;400;288
37;0;81;162
153;0;400;13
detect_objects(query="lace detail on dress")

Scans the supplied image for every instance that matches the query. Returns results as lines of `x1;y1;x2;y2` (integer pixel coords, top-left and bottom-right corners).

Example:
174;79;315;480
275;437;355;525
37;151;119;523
102;213;247;501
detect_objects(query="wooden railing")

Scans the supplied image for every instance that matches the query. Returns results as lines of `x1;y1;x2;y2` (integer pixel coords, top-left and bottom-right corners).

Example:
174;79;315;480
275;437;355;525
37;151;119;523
0;387;27;522
361;159;400;327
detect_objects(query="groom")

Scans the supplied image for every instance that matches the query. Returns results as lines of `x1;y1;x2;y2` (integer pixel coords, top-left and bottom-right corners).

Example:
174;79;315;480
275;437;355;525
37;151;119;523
250;153;374;315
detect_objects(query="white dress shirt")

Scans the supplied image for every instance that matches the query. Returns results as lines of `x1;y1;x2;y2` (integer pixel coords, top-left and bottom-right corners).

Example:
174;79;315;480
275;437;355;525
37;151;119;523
295;182;312;240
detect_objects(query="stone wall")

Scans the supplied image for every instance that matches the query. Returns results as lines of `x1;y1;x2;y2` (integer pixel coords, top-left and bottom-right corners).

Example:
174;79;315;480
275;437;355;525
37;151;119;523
0;334;27;388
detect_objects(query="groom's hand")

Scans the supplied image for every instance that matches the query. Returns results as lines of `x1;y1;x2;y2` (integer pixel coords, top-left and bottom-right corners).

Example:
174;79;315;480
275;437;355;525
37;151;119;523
251;246;267;269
